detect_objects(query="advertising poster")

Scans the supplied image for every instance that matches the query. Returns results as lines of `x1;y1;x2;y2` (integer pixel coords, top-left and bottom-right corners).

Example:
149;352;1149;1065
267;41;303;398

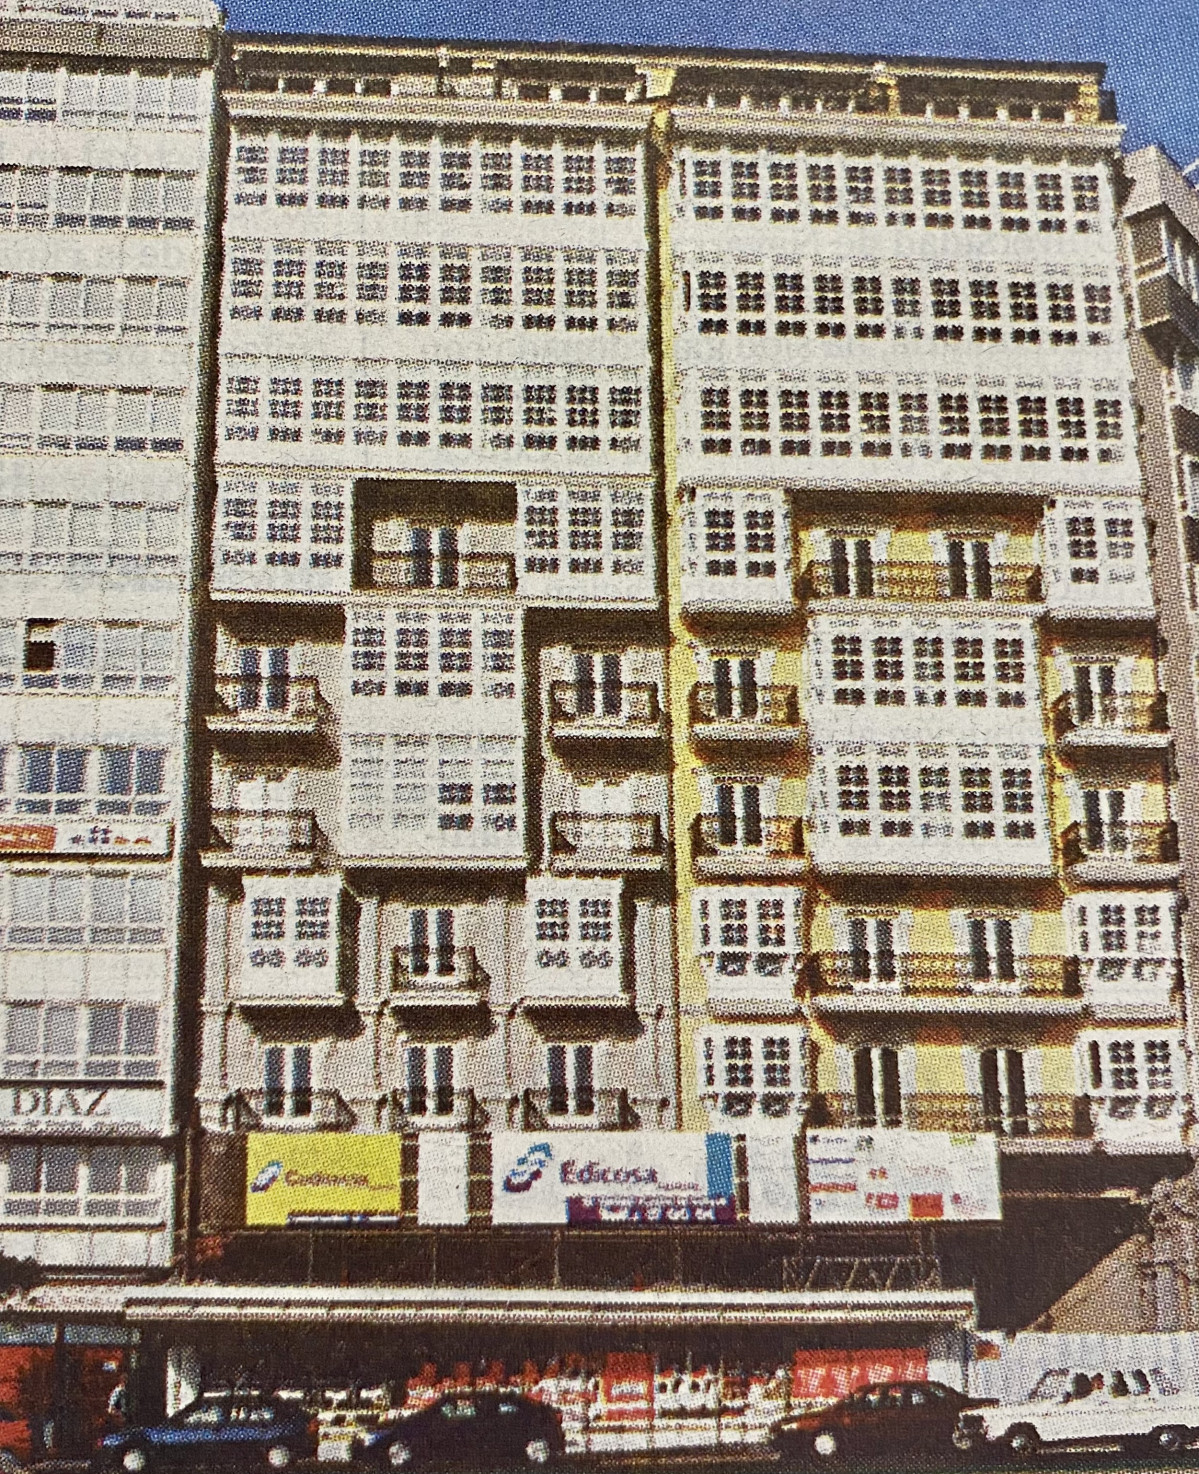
491;1132;736;1225
807;1129;1002;1223
598;1353;655;1422
245;1132;401;1226
791;1349;929;1404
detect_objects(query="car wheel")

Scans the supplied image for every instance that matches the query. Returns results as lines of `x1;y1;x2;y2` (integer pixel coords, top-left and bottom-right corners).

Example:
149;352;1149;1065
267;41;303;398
951;1427;979;1454
524;1438;552;1465
1004;1425;1039;1459
0;1453;23;1474
1150;1426;1188;1454
386;1441;412;1469
121;1447;149;1474
811;1430;840;1460
265;1446;292;1470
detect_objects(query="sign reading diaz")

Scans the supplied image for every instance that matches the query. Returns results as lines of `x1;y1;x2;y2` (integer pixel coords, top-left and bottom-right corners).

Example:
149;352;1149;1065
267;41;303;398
492;1132;736;1225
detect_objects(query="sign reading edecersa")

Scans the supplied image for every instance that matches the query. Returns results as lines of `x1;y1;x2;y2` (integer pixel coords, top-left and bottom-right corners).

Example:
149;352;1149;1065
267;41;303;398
0;821;172;857
491;1132;736;1225
806;1128;1001;1223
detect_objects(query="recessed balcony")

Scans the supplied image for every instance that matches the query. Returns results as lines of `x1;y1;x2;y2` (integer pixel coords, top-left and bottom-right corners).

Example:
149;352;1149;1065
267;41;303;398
692;814;807;879
548;681;665;743
689;683;801;745
369;550;516;593
812;1090;1093;1149
1053;691;1170;749
800;560;1042;604
201;809;320;870
548;811;665;873
207;676;324;737
1062;820;1180;883
221;1088;355;1132
390;945;486;1011
808;953;1083;1015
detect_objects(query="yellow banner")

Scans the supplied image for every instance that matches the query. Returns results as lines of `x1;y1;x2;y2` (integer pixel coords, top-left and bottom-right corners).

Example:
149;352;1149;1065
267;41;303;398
246;1133;401;1225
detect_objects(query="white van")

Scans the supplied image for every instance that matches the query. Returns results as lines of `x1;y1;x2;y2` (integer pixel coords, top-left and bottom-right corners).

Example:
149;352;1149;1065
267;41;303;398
955;1365;1199;1456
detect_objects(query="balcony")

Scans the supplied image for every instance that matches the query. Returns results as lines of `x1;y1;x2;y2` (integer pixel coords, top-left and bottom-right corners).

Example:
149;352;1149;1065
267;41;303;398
207;677;325;738
390;946;486;1012
1080;957;1180;1020
813;1091;1092;1147
548;681;665;744
221;1089;356;1132
548;812;665;873
692;814;807;879
370;551;516;594
1136;267;1199;359
689;684;802;745
201;809;319;870
1062;820;1180;883
1053;692;1170;749
808;954;1083;1016
800;560;1042;605
519;1086;638;1131
704;957;805;1017
379;1087;486;1133
235;968;344;1012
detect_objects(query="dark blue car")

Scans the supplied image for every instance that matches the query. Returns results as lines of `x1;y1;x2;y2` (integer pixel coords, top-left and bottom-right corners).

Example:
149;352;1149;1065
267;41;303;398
357;1393;565;1469
93;1392;317;1474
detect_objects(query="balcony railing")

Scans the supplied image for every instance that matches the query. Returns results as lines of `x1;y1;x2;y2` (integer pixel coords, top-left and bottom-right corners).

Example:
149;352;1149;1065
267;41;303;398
203;809;318;865
1062;820;1179;867
689;683;801;735
548;681;664;736
392;943;486;1002
520;1086;638;1131
812;1091;1091;1139
1053;691;1169;743
695;814;804;858
381;1087;486;1132
809;953;1080;1006
370;551;516;593
222;1089;355;1132
208;676;323;733
801;560;1042;604
549;812;664;870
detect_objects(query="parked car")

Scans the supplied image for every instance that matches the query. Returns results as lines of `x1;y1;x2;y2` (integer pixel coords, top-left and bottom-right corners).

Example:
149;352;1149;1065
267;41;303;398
92;1390;318;1473
954;1364;1199;1457
356;1392;565;1468
773;1380;994;1462
0;1403;33;1471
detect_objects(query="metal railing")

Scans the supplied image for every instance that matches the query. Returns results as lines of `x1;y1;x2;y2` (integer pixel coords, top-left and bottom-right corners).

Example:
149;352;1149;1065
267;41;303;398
695;814;804;857
1053;691;1169;740
222;1089;355;1132
690;683;800;729
549;681;662;729
809;952;1080;1000
391;946;484;995
382;1087;486;1132
1062;820;1179;865
211;675;322;725
813;1090;1090;1138
520;1086;638;1131
783;1256;943;1293
549;812;664;861
207;809;317;856
370;551;516;592
801;559;1042;603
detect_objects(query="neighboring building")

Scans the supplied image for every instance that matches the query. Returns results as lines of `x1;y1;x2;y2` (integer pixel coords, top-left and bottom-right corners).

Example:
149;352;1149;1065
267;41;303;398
0;22;1192;1431
0;0;220;1283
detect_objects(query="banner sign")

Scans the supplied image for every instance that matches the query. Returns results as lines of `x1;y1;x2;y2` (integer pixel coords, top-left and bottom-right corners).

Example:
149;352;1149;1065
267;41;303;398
0;821;172;857
246;1132;401;1226
491;1132;736;1225
791;1349;928;1404
806;1128;1001;1223
0;1081;165;1134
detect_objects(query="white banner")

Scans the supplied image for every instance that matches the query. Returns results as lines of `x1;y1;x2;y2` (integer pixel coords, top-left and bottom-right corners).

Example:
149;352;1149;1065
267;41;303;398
807;1129;1001;1223
0;821;172;857
0;1081;166;1134
492;1132;736;1225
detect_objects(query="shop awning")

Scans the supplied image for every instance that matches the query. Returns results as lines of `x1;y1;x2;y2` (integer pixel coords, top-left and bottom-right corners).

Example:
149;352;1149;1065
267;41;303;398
124;1282;976;1330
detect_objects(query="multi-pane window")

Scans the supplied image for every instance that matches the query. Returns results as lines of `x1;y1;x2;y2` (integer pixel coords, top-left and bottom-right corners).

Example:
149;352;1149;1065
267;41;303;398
697;1028;805;1121
0;618;174;693
4;1001;158;1079
2;744;168;819
1081;1033;1184;1130
263;1044;312;1119
405;1043;456;1117
693;887;803;980
0;870;166;947
546;1043;595;1117
3;1144;160;1220
526;879;621;990
242;876;339;981
1072;894;1177;989
0;164;196;232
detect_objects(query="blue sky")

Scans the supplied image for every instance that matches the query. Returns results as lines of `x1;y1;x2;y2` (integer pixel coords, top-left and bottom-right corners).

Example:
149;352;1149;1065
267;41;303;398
227;0;1199;166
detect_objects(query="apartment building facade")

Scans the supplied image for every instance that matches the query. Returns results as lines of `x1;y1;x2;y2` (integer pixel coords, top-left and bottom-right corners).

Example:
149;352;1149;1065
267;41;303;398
0;19;1190;1409
0;0;220;1281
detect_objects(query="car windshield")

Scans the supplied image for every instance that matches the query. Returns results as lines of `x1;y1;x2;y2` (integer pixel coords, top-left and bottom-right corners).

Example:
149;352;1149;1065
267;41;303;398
1028;1370;1071;1402
179;1404;225;1427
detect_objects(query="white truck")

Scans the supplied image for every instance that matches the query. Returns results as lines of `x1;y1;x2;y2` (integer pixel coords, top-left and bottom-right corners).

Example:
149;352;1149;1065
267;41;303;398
954;1364;1199;1457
